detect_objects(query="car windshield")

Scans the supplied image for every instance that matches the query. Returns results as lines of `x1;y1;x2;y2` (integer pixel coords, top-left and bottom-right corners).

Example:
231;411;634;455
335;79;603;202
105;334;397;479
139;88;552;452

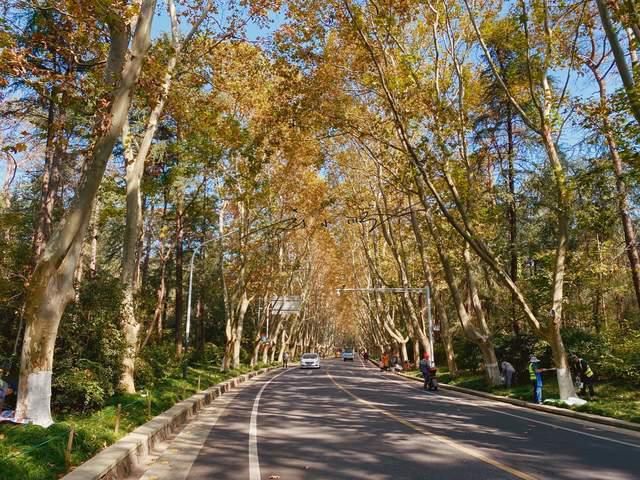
302;353;318;359
344;349;353;353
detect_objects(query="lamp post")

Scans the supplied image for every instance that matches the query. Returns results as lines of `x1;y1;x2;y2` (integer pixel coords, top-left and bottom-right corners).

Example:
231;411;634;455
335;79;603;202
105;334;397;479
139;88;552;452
336;286;434;366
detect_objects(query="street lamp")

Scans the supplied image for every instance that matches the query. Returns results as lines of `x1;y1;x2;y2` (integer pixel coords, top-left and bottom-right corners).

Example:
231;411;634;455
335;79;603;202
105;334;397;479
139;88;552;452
336;286;435;366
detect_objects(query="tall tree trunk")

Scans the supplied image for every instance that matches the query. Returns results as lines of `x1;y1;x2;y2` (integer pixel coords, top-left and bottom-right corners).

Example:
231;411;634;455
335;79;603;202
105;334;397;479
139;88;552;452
15;1;156;426
278;328;287;363
270;320;284;364
426;215;500;385
118;118;145;393
412;337;420;368
2;153;17;211
506;104;520;335
400;341;409;364
33;90;65;259
219;203;234;371
437;293;458;376
89;199;100;278
540;126;575;400
197;293;205;352
142;254;167;349
175;197;185;357
233;292;250;369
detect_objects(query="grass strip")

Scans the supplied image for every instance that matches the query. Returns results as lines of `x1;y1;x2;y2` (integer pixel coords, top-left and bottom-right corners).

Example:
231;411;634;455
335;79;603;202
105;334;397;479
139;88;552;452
409;368;640;424
0;363;273;480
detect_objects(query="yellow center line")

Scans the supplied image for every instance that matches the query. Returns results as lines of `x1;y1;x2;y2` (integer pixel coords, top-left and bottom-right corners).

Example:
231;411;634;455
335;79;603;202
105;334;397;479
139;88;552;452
327;369;538;480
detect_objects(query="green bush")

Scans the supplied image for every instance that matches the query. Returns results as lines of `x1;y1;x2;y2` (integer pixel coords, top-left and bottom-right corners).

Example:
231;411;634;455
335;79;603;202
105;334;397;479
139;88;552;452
196;342;223;365
450;336;483;371
133;357;155;389
52;360;108;413
138;341;178;381
596;330;640;385
493;332;545;377
52;272;125;413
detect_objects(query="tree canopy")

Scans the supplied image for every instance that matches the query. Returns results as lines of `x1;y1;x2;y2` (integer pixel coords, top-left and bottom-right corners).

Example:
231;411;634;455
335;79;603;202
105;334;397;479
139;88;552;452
1;0;640;426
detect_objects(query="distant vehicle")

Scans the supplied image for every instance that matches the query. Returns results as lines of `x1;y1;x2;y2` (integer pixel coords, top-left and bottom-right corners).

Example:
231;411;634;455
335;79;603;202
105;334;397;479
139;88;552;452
300;353;320;369
342;348;355;361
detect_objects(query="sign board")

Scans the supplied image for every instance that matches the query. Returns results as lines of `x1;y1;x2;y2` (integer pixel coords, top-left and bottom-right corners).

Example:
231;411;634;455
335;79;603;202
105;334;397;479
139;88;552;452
269;296;302;315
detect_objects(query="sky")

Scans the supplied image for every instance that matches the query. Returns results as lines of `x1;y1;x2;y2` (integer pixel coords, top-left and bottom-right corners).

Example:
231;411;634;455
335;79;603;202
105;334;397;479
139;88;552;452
150;1;286;42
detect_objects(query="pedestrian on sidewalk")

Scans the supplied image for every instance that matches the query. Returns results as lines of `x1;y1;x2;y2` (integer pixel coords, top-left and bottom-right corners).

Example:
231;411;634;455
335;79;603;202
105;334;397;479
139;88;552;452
283;351;289;368
571;354;595;399
501;360;516;389
419;353;431;391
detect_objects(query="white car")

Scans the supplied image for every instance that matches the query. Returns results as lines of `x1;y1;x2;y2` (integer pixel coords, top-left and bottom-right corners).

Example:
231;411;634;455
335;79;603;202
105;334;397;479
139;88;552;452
300;353;320;369
342;348;355;361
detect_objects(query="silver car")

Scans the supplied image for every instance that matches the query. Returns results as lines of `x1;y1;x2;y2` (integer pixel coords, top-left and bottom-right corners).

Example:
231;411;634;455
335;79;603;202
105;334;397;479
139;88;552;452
341;348;355;361
300;353;320;369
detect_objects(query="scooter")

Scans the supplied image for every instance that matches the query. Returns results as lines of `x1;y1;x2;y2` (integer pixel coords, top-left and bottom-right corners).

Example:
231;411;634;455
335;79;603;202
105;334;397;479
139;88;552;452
427;367;438;391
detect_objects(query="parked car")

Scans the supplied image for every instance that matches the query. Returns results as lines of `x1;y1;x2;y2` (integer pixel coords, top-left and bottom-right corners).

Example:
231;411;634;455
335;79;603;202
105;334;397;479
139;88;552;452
342;348;355;361
300;353;320;369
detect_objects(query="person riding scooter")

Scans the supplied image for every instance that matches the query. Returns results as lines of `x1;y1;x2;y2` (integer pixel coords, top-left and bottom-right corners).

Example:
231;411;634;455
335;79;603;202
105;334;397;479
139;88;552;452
419;353;438;390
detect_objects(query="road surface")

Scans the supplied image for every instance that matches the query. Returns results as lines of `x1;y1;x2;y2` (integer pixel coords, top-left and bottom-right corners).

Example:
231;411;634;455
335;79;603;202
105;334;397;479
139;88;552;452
140;357;640;480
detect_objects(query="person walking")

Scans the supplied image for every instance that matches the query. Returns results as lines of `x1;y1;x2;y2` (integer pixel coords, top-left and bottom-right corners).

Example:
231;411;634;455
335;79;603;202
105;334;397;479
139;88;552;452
501;360;516;388
283;351;289;368
571;354;595;399
419;353;431;390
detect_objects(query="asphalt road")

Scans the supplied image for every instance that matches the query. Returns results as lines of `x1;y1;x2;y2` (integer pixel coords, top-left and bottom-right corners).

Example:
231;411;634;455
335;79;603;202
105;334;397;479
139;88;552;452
150;357;640;480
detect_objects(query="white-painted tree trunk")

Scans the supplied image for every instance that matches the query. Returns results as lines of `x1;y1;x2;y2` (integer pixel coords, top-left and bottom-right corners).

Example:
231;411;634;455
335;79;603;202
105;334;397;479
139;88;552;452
15;1;157;426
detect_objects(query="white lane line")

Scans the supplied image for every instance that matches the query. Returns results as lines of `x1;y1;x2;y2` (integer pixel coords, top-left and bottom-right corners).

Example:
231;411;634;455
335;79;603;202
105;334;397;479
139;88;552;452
249;369;290;480
381;372;640;449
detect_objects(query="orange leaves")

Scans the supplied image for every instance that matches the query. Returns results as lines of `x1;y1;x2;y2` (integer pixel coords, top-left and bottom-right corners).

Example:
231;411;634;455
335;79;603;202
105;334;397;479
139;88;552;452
2;143;27;155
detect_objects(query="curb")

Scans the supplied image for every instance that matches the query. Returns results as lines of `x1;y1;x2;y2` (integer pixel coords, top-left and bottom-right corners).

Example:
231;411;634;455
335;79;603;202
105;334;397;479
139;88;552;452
365;357;640;434
62;367;276;480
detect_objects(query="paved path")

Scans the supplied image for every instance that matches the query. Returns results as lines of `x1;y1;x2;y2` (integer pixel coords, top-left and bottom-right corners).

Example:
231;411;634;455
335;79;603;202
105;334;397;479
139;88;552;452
142;357;640;479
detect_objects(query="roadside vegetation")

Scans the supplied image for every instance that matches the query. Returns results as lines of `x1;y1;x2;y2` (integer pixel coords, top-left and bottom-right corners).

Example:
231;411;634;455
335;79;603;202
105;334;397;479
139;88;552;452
428;370;640;425
0;351;270;480
3;1;640;478
404;328;640;424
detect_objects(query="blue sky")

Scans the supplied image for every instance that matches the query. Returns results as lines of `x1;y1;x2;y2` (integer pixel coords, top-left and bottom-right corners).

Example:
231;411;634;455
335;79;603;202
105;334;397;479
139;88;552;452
150;2;286;42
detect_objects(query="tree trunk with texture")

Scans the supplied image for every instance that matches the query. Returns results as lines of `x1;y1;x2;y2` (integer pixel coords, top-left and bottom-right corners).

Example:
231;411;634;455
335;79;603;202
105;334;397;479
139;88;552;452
15;1;156;426
175;199;184;357
437;294;458;376
33;90;65;259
